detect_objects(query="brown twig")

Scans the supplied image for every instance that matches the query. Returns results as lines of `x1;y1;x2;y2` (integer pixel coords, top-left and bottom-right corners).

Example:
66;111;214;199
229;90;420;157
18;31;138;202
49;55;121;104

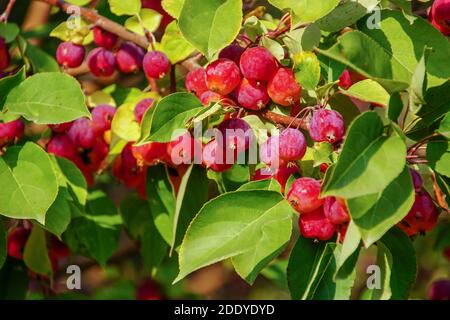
0;0;16;22
260;109;309;131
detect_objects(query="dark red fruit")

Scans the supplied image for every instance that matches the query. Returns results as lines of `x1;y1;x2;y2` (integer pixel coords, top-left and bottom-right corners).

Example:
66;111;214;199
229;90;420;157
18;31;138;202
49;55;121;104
219;43;245;65
199;90;223;105
239;47;278;82
7;227;31;260
410;168;423;192
134;98;154;123
202;139;233;172
338;70;353;89
205;59;241;95
113;143;146;189
299;208;335;241
254;164;299;193
218;118;252;152
0;119;25;147
324;197;350;225
0;37;10;71
267;68;301;106
87;48;116;77
429;0;450;36
185;68;208;97
428;279;450;300
49;122;72;133
236;78;269;110
87;138;109;170
91;104;116;134
47;134;79;161
166;133;202;166
116;42;145;74
56;42;85;68
143;50;171;79
49;236;70;259
67;118;97;149
279;128;307;161
287;177;324;214
136;279;163;300
132;142;168;166
93;26;118;49
309;109;345;143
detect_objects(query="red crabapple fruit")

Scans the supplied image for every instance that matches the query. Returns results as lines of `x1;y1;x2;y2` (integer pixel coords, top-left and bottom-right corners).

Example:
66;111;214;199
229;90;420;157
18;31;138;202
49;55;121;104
0;119;25;147
0;37;10;71
218;118;252;151
299;208;335;241
67;118;97;149
143;50;171;79
410;168;423;192
56;42;85;68
254;164;299;193
91;104;116;134
309;109;345;143
236;78;270;110
239;47;278;82
47;134;79;161
259;136;278;166
132;142;168;166
134;98;154;123
202;139;233;172
278;128;307;161
199;91;223;105
429;0;450;36
93;26;118;49
49;122;72;133
136;279;163;300
185;68;208;97
116;42;145;74
7;227;31;260
323;197;350;225
87;47;116;77
267;68;301;106
166;133;202;166
219;43;245;65
338;70;353;89
205;59;241;95
428;280;450;300
287;177;324;214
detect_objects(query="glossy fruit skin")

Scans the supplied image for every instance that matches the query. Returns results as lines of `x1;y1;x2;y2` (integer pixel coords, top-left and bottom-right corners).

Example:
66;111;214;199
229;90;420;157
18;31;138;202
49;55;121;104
199;90;223;105
185;68;208;97
239;47;278;81
49;122;73;133
143;50;171;79
93;26;118;49
219;43;245;65
236;78;270;110
136;279;163;300
113;143;146;189
132;142;168;166
0;37;10;71
299;208;335;241
309;109;345;143
287;178;324;214
338;70;353;89
205;59;241;95
7;227;31;260
87;48;116;77
324;197;350;225
267;68;301;106
134;98;154;123
279;128;307;161
202;139;233;172
254;164;298;193
67;118;97;149
116;42;145;74
56;42;85;68
428;279;450;300
47;134;79;161
218;118;252;152
91;104;116;134
399;190;439;236
166;133;202;166
0;119;25;147
410;168;423;192
429;0;450;35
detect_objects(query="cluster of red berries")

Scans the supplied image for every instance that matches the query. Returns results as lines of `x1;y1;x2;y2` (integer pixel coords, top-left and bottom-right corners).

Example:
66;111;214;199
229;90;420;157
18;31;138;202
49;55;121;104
56;27;170;80
287;177;350;241
397;169;439;236
7;226;70;273
0;118;25;148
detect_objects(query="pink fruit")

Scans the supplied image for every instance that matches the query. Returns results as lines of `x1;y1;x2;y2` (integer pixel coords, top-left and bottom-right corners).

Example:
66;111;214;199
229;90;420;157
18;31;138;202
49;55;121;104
202;139;233;172
236;78;270;110
199;90;223;105
299;208;335;241
0;37;10;71
219;43;245;65
287;177;324;214
49;122;73;133
0;119;25;147
67;118;97;149
47;134;79;161
132;142;168;166
254;164;299;193
7;227;31;260
134;98;154;123
143;50;171;79
429;0;450;36
93;26;118;49
323;197;350;225
56;42;85;68
309;109;345;143
239;47;278;82
205;59;241;95
278;128;307;161
166;133;202;166
185;68;208;96
92;104;116;134
267;68;301;106
116;42;145;74
87;47;116;77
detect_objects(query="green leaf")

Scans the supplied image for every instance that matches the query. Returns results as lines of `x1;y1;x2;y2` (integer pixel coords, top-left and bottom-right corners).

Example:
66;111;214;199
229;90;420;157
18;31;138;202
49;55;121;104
0;143;58;224
372;241;393;300
346;167;415;247
3;73;90;124
146;165;176;244
287;237;356;300
52;156;87;206
387;92;404;122
208;164;250;193
261;37;285;62
322;112;406;198
283;24;321;54
0;67;26;111
175;190;293;283
438;112;450;139
178;0;243;58
49;20;93;45
409;47;432;108
336;221;361;277
111;103;141;142
125;9;162;35
158;21;196;64
341;79;390;107
108;0;141;16
162;0;186;18
0;23;20;43
0;223;6;269
139;92;203;143
171;165;208;251
26;44;60;73
23;225;52;276
270;0;340;23
293;51;320;90
43;188;72;237
237;178;281;193
0;259;29;299
427;140;450;178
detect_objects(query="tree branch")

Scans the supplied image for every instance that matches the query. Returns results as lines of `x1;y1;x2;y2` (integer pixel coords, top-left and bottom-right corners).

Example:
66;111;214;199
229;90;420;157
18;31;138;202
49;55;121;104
0;0;16;22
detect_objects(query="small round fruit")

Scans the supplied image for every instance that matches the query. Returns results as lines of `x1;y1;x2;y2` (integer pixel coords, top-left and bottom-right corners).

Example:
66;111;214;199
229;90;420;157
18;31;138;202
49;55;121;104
143;50;171;79
47;134;79;161
0;119;25;147
309;109;345;143
134;98;154;123
254;164;298;193
399;190;439;235
185;68;208;97
267;68;301;106
239;47;278;81
219;43;245;65
87;47;116;77
278;128;307;161
0;37;10;71
49;122;72;133
199;90;223;105
136;280;163;300
7;227;31;260
67;118;97;149
218;118;253;151
429;0;450;36
205;58;241;95
116;42;145;74
202;139;233;172
236;78;270;110
428;279;450;300
92;104;116;134
338;70;353;89
299;208;335;241
93;26;118;49
132;142;168;166
56;42;85;68
323;197;350;225
166;133;202;166
287;177;324;214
